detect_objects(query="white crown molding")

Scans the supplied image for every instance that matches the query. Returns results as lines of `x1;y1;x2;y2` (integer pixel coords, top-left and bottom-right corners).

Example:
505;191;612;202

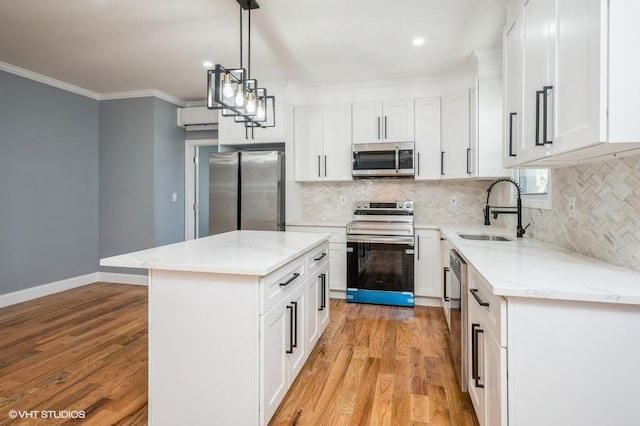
0;61;100;100
0;61;187;105
99;89;186;107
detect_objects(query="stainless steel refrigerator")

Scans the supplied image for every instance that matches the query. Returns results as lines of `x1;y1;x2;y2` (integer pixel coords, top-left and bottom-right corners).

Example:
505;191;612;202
209;151;285;235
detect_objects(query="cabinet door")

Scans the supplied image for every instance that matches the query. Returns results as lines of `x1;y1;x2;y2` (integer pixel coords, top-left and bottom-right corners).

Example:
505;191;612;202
468;299;486;425
414;230;442;298
317;263;330;332
503;12;523;168
414;97;441;180
294;105;323;181
552;0;602;154
441;91;470;179
441;239;452;328
485;331;508;426
382;99;414;142
329;244;347;292
352;101;383;144
287;284;306;379
322;104;353;181
520;0;553;163
261;298;289;425
252;97;286;143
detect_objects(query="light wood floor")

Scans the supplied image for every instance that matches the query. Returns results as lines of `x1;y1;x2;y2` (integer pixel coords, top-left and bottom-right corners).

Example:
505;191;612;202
0;284;477;425
269;299;478;426
0;283;148;425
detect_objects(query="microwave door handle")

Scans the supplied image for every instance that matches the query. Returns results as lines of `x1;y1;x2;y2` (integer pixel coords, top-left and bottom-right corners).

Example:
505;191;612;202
395;145;399;174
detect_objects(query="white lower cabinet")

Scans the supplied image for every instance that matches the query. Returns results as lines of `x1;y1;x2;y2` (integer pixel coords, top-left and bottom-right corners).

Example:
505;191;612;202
307;261;330;349
467;266;507;426
414;229;442;298
261;294;290;424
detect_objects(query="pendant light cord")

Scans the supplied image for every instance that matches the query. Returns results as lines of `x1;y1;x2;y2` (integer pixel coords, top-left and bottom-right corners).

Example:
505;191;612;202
239;5;243;70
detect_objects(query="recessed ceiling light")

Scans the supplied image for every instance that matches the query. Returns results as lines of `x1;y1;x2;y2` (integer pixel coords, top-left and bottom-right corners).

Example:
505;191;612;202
412;37;425;47
202;61;214;68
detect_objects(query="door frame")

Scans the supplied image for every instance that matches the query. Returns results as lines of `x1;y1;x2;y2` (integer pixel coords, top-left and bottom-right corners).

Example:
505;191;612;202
184;139;218;240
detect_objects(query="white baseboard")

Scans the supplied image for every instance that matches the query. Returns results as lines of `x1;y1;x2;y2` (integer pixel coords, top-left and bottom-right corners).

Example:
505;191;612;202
97;272;148;286
0;271;149;309
415;296;443;308
329;289;346;300
0;272;99;309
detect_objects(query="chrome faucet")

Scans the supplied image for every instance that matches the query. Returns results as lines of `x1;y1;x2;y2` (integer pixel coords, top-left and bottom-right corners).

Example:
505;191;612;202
484;177;529;238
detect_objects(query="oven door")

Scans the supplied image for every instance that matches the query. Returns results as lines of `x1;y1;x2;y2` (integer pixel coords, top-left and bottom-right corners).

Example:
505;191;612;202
346;235;415;307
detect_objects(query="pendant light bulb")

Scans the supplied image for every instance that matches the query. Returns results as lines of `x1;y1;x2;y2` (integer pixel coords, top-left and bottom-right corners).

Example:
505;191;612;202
246;92;256;113
256;98;265;119
234;84;244;107
222;73;234;98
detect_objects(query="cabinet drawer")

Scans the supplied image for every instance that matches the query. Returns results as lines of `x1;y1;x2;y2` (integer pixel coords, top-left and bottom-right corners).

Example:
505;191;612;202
307;243;329;276
468;266;506;347
261;256;306;314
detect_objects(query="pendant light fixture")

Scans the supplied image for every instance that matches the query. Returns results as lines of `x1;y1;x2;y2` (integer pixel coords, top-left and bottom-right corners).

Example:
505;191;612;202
206;0;275;128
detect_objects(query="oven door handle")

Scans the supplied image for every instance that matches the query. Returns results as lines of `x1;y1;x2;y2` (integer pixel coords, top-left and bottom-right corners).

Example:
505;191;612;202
347;235;415;245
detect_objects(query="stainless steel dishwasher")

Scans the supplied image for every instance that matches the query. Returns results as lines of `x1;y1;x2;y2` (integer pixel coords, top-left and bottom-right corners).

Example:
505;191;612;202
449;249;468;391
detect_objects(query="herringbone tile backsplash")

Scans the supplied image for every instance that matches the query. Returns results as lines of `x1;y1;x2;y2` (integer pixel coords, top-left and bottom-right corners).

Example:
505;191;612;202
524;155;640;273
300;179;512;227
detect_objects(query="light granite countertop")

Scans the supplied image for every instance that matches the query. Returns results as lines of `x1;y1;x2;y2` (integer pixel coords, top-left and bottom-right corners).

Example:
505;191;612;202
439;225;640;305
100;230;330;276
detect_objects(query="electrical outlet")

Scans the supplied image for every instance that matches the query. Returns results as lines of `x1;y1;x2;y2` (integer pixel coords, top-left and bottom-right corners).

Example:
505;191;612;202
339;195;346;205
568;197;576;218
172;192;178;202
449;195;457;207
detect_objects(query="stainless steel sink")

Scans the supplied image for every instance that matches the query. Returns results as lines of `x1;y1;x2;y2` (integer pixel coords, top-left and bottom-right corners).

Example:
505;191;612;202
457;233;513;241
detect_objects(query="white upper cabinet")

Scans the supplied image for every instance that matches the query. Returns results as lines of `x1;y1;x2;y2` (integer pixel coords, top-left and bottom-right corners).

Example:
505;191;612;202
414;97;442;180
352;99;414;144
441;91;471;179
502;3;523;168
294;104;352;182
515;0;640;166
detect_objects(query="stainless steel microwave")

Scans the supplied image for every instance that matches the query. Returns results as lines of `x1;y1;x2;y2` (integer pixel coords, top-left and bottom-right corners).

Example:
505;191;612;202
352;142;415;177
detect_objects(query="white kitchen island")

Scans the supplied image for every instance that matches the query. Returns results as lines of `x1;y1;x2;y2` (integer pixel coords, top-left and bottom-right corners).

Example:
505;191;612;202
100;230;331;426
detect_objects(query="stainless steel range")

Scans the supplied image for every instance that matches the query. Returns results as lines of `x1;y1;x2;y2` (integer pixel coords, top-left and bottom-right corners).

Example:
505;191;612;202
346;201;415;307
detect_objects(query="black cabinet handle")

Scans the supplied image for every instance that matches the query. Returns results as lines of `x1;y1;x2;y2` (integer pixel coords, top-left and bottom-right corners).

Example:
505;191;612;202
324;155;327;177
509;112;517;157
417;152;421;176
416;235;420;260
472;323;485;388
443;267;450;302
291;301;298;348
313;252;327;262
319;273;327;311
466;148;471;174
543;85;553;145
470;288;490;307
384;116;388;139
535;90;544;146
279;272;300;287
377;116;381;140
440;151;445;176
286;305;294;354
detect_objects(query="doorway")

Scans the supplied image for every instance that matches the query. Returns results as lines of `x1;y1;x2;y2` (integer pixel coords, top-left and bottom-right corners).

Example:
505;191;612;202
184;139;218;240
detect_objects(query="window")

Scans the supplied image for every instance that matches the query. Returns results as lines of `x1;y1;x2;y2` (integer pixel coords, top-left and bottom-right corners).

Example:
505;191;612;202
516;168;552;209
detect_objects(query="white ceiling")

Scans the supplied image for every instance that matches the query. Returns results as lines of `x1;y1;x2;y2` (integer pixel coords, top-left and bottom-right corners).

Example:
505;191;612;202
0;0;506;102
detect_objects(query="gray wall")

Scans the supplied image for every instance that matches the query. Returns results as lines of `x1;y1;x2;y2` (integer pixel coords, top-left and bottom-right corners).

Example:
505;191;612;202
99;98;155;263
153;98;186;246
99;97;186;274
0;70;99;294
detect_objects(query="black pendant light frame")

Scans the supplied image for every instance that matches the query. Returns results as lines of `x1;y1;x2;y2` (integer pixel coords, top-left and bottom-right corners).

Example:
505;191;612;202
206;0;275;128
